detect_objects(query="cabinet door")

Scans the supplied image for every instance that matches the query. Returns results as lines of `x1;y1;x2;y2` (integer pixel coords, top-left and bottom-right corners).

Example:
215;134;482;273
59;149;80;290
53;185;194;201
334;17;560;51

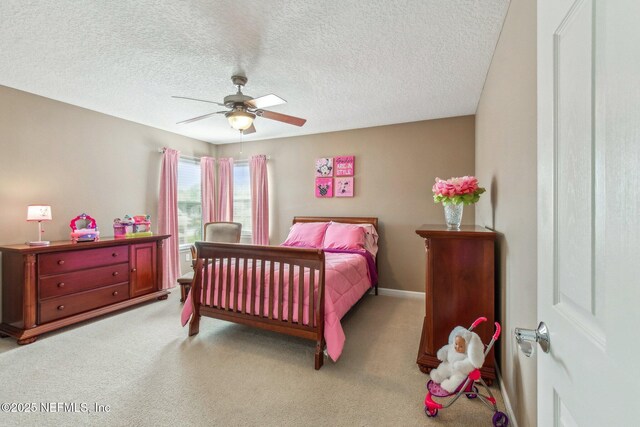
130;243;157;297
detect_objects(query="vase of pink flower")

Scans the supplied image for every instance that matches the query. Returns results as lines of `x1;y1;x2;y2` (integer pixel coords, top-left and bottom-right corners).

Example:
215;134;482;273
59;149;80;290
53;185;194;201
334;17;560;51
432;176;486;229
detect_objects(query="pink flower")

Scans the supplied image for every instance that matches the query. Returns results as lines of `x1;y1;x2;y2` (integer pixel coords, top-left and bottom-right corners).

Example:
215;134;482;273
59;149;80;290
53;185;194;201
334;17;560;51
432;176;479;197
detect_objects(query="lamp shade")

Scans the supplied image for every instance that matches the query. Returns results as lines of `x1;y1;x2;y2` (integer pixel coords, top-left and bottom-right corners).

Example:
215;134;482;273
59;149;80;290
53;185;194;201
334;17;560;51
226;110;255;131
27;205;52;221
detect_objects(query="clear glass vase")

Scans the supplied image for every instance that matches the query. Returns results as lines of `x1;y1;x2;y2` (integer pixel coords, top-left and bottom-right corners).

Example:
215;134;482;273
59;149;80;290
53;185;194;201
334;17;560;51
443;203;464;229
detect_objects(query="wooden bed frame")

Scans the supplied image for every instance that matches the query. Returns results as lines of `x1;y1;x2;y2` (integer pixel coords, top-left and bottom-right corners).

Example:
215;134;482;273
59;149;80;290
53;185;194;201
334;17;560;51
188;216;378;370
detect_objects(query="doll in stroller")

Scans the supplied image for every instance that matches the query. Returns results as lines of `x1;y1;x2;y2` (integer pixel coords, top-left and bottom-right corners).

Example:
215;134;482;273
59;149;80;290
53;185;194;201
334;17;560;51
424;317;509;427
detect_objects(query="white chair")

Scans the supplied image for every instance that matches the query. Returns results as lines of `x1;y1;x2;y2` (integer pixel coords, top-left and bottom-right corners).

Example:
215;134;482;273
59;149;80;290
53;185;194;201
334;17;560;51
178;222;242;302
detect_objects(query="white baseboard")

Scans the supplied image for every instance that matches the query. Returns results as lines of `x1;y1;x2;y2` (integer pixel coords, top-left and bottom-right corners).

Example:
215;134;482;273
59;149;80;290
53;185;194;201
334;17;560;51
495;364;518;427
376;287;425;299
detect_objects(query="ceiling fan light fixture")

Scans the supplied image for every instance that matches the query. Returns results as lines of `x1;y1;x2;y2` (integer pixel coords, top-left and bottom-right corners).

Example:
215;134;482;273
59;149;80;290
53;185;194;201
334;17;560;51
226;110;255;131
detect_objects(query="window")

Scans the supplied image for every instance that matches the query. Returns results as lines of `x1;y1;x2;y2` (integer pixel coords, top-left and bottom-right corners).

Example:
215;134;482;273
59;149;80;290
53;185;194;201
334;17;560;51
177;157;202;249
233;162;252;242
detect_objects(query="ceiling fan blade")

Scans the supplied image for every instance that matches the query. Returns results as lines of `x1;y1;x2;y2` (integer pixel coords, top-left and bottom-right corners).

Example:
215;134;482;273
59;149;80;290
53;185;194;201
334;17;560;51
257;110;306;127
176;111;227;125
242;123;257;135
245;94;286;109
172;96;225;106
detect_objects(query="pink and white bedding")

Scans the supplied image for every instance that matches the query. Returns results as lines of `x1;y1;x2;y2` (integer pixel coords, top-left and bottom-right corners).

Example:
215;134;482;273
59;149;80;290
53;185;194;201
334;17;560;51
181;249;376;362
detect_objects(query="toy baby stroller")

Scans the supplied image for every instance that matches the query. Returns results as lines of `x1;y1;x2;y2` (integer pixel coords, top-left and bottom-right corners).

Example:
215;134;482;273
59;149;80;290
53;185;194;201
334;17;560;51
424;317;509;426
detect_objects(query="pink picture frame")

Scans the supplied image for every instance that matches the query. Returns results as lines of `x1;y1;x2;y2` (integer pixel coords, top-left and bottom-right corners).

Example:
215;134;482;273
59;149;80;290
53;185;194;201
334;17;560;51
335;177;354;197
315;177;333;197
315;158;333;177
334;156;355;176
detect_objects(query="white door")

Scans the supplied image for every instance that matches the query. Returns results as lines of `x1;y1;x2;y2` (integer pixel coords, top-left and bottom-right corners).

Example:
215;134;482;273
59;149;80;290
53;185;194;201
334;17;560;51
538;0;640;425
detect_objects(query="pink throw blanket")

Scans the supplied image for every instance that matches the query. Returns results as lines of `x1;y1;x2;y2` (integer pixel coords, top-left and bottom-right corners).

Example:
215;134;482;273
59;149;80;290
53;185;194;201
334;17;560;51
181;251;373;361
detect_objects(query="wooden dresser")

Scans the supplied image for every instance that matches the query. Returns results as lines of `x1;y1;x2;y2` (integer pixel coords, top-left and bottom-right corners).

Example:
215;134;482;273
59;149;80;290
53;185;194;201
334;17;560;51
0;235;169;344
415;225;497;382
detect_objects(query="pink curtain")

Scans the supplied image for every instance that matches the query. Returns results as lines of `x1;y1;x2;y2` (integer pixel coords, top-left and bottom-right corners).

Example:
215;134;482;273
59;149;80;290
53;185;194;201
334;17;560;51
158;148;181;289
217;158;234;221
201;157;216;224
250;155;269;245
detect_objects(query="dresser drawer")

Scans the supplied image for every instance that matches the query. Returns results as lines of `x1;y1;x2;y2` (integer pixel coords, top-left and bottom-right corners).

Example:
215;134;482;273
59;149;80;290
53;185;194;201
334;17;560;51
39;262;130;300
39;246;129;275
39;283;130;323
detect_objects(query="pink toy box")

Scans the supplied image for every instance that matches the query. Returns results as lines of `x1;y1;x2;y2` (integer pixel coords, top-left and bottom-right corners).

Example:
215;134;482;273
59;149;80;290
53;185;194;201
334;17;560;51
114;215;152;238
113;215;134;238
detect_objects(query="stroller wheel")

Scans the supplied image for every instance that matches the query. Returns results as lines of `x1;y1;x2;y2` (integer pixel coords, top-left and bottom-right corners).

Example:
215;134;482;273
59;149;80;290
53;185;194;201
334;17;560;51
492;411;509;427
424;406;438;417
466;386;479;399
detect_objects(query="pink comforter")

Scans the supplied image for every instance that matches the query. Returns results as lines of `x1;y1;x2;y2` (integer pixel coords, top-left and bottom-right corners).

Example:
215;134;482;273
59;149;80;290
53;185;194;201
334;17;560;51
181;251;373;361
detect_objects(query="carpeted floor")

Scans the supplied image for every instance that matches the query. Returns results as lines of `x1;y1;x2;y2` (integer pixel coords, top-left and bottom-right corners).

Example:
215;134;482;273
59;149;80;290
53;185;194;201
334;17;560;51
0;291;504;426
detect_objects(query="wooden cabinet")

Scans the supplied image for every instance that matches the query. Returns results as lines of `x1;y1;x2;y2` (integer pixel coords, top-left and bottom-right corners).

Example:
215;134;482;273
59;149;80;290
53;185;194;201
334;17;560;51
415;225;497;382
130;242;156;297
0;235;169;344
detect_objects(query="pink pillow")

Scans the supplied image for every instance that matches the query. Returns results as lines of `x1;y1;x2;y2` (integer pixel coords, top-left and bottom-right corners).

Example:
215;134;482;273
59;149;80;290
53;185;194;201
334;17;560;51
323;222;366;251
282;222;329;248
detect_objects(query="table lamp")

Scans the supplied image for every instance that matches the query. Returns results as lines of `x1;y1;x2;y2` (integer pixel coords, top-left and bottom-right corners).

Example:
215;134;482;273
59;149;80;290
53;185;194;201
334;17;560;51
27;205;52;246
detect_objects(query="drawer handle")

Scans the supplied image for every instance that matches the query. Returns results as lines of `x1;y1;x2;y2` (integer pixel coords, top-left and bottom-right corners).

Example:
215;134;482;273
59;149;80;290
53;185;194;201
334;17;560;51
131;268;137;272
112;271;119;276
112;252;118;257
57;282;65;288
57;260;65;265
57;305;65;311
112;291;119;296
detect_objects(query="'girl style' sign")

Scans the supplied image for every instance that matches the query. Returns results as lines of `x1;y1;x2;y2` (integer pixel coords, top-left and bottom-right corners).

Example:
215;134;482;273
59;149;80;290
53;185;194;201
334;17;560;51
334;156;354;176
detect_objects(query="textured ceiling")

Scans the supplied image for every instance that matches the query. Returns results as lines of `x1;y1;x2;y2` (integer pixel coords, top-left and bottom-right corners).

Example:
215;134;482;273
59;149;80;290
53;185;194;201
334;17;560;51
0;1;509;144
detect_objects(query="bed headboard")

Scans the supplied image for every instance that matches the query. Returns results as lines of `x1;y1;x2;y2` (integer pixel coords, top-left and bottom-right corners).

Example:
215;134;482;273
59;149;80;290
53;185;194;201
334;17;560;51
292;216;378;232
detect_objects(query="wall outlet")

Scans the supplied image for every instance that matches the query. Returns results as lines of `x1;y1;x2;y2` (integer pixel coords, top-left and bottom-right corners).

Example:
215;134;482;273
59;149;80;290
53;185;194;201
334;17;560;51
185;253;192;262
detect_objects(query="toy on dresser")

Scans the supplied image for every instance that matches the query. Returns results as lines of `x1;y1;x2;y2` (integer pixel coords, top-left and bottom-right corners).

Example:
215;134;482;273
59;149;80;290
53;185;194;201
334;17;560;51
113;215;152;238
113;215;134;238
132;215;152;236
69;213;100;243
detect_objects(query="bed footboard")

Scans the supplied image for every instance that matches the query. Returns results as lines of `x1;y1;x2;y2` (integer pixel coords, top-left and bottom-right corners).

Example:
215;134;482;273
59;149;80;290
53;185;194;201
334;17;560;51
190;242;326;369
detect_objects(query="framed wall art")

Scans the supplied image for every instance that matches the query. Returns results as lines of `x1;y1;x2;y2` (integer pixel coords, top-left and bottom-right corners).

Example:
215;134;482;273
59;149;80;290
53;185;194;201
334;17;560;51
315;158;333;177
315;177;333;198
335;177;354;197
334;156;355;176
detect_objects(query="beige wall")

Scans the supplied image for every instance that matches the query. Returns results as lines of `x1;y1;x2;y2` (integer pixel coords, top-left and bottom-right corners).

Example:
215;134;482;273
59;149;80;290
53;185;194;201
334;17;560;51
218;116;475;292
475;0;537;426
0;85;212;306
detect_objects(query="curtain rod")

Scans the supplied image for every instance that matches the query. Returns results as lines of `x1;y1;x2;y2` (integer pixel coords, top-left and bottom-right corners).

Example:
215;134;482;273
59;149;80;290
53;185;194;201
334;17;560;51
234;156;271;163
158;148;201;162
158;148;270;163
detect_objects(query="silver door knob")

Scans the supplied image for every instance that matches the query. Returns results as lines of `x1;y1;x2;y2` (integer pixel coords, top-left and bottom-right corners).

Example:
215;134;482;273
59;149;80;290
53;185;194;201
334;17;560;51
514;322;550;357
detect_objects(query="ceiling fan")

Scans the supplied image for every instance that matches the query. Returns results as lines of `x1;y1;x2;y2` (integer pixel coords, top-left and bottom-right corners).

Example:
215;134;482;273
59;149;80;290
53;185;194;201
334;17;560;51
173;75;306;135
